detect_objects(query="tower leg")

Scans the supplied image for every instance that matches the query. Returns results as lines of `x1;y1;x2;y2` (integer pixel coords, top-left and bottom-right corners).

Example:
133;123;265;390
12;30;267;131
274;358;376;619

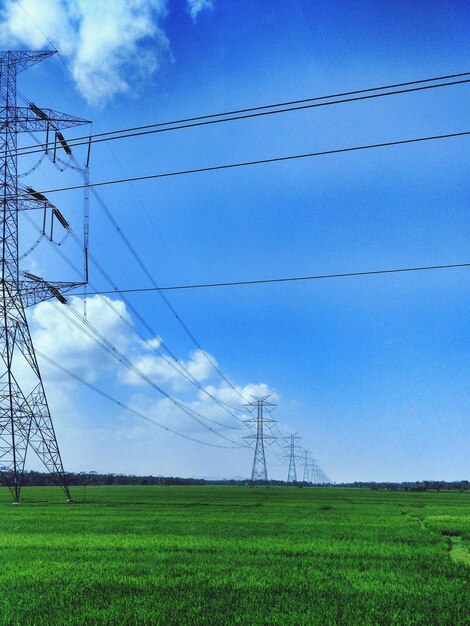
0;311;71;501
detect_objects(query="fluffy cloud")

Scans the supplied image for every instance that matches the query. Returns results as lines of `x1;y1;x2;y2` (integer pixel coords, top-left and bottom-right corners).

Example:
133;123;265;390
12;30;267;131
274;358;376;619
123;347;217;391
32;294;132;382
186;0;213;21
29;295;277;444
0;0;213;105
201;381;279;408
22;294;282;476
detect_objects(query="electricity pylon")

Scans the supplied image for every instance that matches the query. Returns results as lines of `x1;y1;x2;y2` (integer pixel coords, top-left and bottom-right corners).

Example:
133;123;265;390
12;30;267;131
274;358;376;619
317;469;330;484
308;458;319;484
302;448;311;482
244;395;277;482
0;51;88;502
284;433;301;483
302;453;330;485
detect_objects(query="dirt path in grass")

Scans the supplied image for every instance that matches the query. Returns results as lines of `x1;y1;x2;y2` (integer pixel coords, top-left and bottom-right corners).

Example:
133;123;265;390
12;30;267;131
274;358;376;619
409;515;470;567
449;536;470;566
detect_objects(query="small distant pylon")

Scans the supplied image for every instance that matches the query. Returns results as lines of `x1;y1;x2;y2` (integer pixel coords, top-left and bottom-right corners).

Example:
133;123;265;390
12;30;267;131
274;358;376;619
308;458;319;484
244;395;277;483
303;455;330;485
318;469;330;484
302;449;310;482
284;433;301;483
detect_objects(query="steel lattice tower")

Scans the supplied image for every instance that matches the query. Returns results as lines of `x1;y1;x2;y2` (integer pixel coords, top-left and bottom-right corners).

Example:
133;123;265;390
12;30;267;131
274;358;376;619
309;458;318;484
0;51;88;502
244;395;277;482
285;433;301;483
302;449;310;482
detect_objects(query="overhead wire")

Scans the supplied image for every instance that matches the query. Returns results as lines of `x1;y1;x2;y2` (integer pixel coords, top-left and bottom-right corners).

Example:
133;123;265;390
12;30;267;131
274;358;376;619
14;130;470;199
13;73;470;158
26;74;248;413
21;209;245;434
23;110;231;406
23;202;320;467
81;170;248;403
13;1;343;480
14;13;463;477
19;152;247;436
26;245;316;471
36;349;240;449
17;85;470;414
82;248;246;423
51;140;249;404
269;423;292;465
20;222;247;440
22;115;248;419
67;262;470;294
49;299;245;446
22;209;245;428
82;243;245;423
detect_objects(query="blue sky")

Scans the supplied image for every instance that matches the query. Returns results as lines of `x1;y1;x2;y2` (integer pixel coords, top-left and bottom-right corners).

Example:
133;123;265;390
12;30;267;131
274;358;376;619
2;0;469;481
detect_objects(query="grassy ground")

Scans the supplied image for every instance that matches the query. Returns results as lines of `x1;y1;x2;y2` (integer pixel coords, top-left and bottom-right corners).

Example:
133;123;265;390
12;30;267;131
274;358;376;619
0;486;468;625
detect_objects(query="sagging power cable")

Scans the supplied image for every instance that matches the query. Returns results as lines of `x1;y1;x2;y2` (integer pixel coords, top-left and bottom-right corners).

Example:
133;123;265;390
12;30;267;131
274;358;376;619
14;72;470;158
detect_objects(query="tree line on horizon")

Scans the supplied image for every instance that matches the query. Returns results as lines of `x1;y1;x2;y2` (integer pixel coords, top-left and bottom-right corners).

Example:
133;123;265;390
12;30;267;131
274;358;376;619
2;471;468;491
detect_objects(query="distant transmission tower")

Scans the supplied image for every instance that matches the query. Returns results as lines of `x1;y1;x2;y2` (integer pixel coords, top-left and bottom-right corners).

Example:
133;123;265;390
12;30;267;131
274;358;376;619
309;458;319;484
244;395;277;482
0;51;88;502
317;469;330;484
284;433;301;483
302;449;310;482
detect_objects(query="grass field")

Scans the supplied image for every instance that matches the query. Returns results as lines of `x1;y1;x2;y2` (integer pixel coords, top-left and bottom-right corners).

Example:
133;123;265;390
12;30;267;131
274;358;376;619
0;486;468;625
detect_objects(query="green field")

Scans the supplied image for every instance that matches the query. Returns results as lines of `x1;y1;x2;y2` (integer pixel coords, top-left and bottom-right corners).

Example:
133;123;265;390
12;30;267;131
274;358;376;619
0;486;468;625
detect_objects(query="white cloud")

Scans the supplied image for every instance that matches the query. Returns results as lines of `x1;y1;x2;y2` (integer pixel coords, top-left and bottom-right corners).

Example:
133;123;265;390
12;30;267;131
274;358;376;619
142;336;162;350
30;294;276;421
0;0;214;103
24;294;279;476
186;0;213;21
123;348;216;391
201;381;279;408
0;0;169;105
71;0;169;104
32;294;132;382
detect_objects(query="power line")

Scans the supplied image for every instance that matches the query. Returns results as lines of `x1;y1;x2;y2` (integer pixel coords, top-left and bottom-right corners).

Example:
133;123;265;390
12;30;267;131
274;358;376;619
22;108;246;419
82;244;246;422
36;216;246;427
10;13;310;471
75;159;248;404
35;349;241;450
65;220;245;422
23;108;249;412
29;121;248;411
16;3;250;408
51;300;244;446
16;130;470;199
14;73;470;158
69;262;470;295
